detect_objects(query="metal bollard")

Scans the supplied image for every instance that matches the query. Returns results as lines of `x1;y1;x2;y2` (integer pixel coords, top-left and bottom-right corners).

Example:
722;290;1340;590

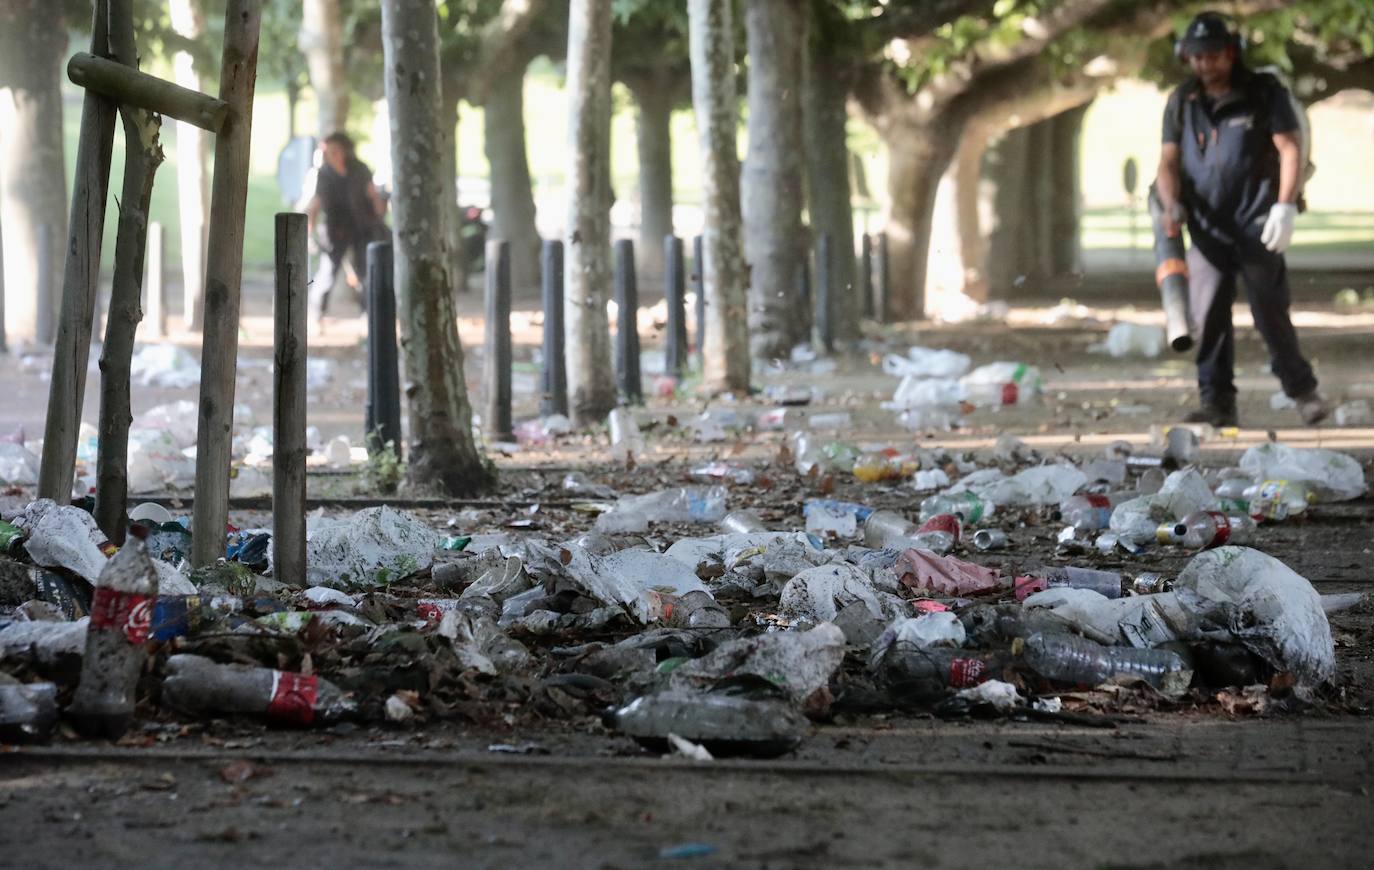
365;241;403;458
692;233;705;369
876;231;891;324
484;239;513;440
664;235;688;379
816;232;833;353
613;239;642;404
540;239;567;417
860;232;874;321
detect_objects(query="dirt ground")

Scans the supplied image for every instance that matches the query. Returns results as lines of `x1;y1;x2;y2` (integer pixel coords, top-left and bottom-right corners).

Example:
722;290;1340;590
2;269;1373;867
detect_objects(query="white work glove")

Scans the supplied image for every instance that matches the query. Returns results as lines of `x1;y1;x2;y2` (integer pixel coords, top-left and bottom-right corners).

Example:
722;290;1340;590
1260;203;1297;253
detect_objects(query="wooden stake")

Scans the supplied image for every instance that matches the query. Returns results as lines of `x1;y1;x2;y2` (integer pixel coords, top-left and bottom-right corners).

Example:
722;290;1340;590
37;0;118;503
94;0;165;544
272;213;307;587
67;52;228;132
191;0;263;567
483;239;513;441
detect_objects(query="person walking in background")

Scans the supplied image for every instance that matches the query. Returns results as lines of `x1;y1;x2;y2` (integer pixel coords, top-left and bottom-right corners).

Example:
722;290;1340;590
1155;12;1329;427
305;132;388;336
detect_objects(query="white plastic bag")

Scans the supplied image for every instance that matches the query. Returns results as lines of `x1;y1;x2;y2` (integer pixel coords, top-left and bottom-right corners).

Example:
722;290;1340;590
305;506;437;588
1238;443;1366;502
669;623;845;706
779;562;905;624
132;400;199;449
0;442;40;485
960;362;1042;407
130;344;200;388
883;612;966;648
882;346;971;379
1092;322;1165;358
978;463;1087;508
561;547;712;623
882;376;966;411
1109;468;1217;544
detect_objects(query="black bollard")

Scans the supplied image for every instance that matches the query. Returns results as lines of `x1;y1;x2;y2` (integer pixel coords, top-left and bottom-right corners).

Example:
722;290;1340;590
876;231;891;324
860;233;874;321
613;239;642;404
484;239;513;440
692;233;705;369
816;232;833;353
540;239;567;417
664;235;688;378
365;241;403;458
796;240;812;339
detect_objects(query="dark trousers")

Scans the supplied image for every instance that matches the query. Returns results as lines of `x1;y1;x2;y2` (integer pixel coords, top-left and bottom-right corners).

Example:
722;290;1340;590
1187;237;1317;408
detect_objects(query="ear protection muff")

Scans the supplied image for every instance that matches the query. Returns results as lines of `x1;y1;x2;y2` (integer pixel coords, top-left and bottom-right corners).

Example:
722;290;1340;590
1174;12;1245;62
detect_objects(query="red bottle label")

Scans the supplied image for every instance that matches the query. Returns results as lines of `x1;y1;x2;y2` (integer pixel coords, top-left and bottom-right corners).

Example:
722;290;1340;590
88;587;153;644
949;658;988;688
267;671;319;726
1001;383;1019;405
917;514;961;541
1206;511;1231;547
1085;494;1111;509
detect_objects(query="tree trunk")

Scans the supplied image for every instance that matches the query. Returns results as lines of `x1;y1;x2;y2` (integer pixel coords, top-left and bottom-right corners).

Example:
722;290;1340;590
438;77;466;295
1048;102;1089;277
742;0;805;358
882;118;958;320
0;0;68;346
301;0;348;138
804;48;858;342
627;72;675;284
925;127;992;317
985;126;1031;299
170;0;208;330
96;1;165;543
381;0;491;494
563;0;617;425
484;67;542;299
688;0;750;392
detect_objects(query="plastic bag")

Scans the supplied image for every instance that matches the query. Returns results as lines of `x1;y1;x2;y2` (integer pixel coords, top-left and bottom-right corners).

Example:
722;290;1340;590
977;463;1087;508
304;506;436;588
960;362;1042;407
882;376;965;411
558;547;713;624
132;400;200;449
1238;443;1366;502
1174;547;1333;690
668;623;845;707
881;346;971;379
0;442;40;485
1109;468;1217;544
127;429;197;493
882;612;967;649
1092;323;1165;358
893;549;1001;597
779;562;904;624
130;344;200;389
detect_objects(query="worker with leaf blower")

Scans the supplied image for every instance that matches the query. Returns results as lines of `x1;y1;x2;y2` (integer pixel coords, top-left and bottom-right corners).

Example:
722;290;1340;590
1154;11;1328;427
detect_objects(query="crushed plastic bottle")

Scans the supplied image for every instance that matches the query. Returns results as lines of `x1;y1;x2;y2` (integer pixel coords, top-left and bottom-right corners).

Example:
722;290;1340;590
1245;479;1313;521
607;408;644;462
1019;632;1192;695
805;503;857;538
862;510;916;548
1014;566;1122;601
870;640;1010;702
655;590;732;629
719;510;767;534
161;653;356;725
960;362;1042;407
608;690;808;759
69;538;160;738
919;491;993;524
1057;493;1128;531
1166;511;1254;549
0;681;59;742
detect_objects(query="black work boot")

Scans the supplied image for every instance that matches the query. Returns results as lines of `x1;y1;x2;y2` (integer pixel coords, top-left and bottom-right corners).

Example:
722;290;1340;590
1183;398;1237;427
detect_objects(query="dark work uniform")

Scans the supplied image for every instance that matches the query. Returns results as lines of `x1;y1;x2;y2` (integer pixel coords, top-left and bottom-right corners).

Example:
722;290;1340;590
310;158;386;325
1162;66;1317;408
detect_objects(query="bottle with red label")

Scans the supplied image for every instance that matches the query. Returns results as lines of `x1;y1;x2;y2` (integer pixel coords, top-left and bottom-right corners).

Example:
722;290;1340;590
161;653;355;726
1056;492;1129;531
871;643;1010;703
1013;566;1122;600
69;537;159;738
1168;511;1253;550
1017;632;1191;692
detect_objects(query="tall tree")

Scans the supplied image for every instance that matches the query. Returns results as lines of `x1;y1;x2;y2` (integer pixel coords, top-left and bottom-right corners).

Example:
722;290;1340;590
688;0;750;392
563;0;617;425
0;0;68;346
482;56;542;297
170;0;209;330
301;0;349;137
381;0;492;493
742;0;806;357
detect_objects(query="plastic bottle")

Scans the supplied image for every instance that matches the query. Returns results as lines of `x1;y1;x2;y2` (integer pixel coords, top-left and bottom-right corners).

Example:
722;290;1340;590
1014;566;1122;600
608;690;807;759
1162;427;1200;468
871;644;1011;702
619;486;728;524
0;681;59;742
1018;632;1191;691
148;594;244;641
803;499;874;524
719;510;767;534
1057;493;1128;531
1132;572;1173;595
919;491;993;524
69;538;159;738
911;514;960;554
862;510;916;548
656;590;732;629
161;653;355;725
0;519;26;557
607;408;644;462
1170;511;1253;549
1245;479;1313;521
1214;476;1252;500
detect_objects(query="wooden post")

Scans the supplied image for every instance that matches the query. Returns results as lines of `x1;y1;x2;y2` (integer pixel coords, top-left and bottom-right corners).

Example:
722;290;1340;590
143;222;165;339
272;213;307;587
797;227;812;337
483;239;513;441
861;232;874;321
539;239;567;418
692;233;705;370
67;52;228;132
38;0;118;503
191;0;263;568
94;0;166;544
876;231;891;324
613;239;642;404
664;235;687;378
817;231;833;353
365;240;402;457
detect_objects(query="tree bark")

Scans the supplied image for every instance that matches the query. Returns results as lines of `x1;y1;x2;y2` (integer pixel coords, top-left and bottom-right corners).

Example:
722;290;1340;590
1048;102;1089;277
438;76;465;295
96;0;165;544
563;0;617;425
688;0;750;392
804;48;859;340
626;71;675;284
484;66;542;299
300;0;348;138
170;0;209;331
984;125;1031;299
381;0;491;494
742;0;805;358
881;118;957;321
0;0;68;346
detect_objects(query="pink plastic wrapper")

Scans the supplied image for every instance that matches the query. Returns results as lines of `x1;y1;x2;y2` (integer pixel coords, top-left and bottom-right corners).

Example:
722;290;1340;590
894;548;1002;597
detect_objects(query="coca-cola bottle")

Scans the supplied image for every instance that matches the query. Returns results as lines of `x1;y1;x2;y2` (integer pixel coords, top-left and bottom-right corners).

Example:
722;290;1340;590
161;654;355;726
871;642;1010;703
69;538;159;738
919;491;993;524
1169;511;1253;549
